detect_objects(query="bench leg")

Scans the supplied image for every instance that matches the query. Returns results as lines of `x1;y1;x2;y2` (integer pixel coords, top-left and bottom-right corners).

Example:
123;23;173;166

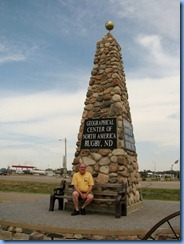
58;198;64;210
121;203;127;216
115;200;121;218
49;194;56;211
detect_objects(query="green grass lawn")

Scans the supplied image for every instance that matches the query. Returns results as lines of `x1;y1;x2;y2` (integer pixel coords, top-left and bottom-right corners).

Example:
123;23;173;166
0;180;57;194
0;180;180;201
141;188;180;201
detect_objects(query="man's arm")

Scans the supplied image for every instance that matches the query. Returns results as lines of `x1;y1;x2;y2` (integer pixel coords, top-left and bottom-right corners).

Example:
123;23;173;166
86;185;93;195
81;185;93;199
73;184;82;195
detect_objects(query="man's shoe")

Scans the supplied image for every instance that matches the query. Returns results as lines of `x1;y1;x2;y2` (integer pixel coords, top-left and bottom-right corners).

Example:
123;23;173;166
71;209;80;216
80;208;86;215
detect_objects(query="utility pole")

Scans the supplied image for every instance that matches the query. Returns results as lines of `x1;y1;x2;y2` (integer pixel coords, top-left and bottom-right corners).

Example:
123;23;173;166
59;138;67;178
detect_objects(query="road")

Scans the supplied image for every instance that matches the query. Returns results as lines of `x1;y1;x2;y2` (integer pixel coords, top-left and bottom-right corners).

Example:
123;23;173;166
140;180;180;189
0;175;180;189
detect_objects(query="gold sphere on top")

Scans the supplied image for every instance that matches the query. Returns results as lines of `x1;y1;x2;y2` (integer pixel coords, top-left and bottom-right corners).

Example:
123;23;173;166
105;21;114;31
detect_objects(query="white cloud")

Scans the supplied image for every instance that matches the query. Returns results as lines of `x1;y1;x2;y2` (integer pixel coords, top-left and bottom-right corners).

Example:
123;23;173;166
0;53;26;64
0;43;8;52
0;39;40;65
128;75;180;149
124;32;180;80
0;89;86;169
0;40;27;65
0;90;85;123
111;0;179;39
136;34;179;69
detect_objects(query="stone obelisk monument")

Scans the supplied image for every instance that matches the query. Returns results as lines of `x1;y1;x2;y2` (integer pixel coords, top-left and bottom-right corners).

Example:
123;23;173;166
71;22;143;215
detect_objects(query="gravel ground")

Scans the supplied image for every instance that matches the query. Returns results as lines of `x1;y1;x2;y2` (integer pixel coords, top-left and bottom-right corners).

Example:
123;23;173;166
0;192;180;231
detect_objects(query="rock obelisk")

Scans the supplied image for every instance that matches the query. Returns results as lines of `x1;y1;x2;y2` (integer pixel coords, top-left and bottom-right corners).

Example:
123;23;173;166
71;22;143;215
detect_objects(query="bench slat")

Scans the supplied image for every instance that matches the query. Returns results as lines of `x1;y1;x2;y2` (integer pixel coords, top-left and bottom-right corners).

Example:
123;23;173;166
68;184;126;190
55;193;124;198
66;190;122;196
54;195;120;202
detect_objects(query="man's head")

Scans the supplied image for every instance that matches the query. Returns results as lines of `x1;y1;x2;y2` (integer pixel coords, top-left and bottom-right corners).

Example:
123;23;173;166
79;163;86;175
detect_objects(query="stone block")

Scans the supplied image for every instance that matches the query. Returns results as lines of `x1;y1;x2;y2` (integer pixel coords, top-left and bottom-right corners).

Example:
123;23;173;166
29;231;44;240
0;230;12;240
13;232;29;240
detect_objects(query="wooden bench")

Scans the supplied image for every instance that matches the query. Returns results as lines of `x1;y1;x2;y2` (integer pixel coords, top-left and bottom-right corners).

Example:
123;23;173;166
49;180;127;218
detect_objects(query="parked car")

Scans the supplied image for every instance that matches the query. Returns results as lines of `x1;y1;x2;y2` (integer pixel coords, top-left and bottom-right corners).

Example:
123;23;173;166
0;168;12;175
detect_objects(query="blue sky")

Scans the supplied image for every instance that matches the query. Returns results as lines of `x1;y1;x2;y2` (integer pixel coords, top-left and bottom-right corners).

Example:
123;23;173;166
0;0;180;172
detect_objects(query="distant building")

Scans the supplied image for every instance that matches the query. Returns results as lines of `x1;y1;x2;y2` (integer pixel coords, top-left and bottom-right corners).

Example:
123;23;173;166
12;165;35;174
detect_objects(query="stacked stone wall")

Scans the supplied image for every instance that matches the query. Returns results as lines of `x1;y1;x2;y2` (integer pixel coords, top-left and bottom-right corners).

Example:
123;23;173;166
0;222;179;240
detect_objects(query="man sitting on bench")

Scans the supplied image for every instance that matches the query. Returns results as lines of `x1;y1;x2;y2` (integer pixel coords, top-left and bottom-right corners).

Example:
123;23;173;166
71;163;94;216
